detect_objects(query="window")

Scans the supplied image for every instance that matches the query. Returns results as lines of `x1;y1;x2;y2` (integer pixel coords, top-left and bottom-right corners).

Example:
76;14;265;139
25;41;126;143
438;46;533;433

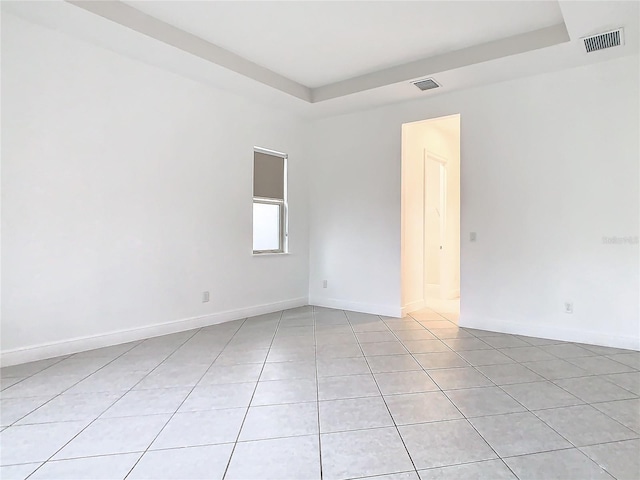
253;148;287;254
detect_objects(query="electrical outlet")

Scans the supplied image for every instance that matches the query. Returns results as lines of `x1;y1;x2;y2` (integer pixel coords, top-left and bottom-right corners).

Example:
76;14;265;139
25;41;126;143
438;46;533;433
323;280;328;289
470;232;477;242
564;302;573;314
202;291;210;303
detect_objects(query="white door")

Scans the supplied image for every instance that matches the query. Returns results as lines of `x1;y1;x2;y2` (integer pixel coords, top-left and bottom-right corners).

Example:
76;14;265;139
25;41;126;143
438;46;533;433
424;151;447;298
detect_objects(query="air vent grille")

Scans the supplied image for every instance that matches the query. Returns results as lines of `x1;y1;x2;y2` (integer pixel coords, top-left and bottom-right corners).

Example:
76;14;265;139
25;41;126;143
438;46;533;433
583;29;623;53
412;78;440;91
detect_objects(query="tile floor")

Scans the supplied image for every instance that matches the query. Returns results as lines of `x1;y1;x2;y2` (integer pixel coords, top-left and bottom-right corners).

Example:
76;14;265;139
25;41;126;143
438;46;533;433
1;306;639;480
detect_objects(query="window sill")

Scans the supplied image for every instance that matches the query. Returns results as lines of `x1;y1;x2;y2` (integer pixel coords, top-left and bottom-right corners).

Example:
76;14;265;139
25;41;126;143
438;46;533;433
252;252;291;257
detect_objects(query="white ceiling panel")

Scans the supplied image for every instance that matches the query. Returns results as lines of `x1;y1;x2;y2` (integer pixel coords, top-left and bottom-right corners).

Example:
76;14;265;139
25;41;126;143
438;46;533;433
125;1;564;87
2;1;637;118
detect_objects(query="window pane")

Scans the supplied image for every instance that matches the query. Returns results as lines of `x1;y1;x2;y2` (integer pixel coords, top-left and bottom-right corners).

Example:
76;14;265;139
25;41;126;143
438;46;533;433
253;202;280;251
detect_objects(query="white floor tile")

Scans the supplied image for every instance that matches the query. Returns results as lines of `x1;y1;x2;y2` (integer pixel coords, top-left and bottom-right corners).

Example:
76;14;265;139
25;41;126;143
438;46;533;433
18;392;121;424
240;402;318;441
385;392;462;425
226;435;320;480
321;427;414;480
179;383;256;411
469;412;572;457
129;444;233;480
1;374;86;398
29;453;141;480
318;374;380;401
0;463;42;480
319;396;393;433
0;396;54;427
399;419;497;469
150;408;245;449
504;449;612;480
100;387;190;418
53;415;170;459
251;378;317;405
534;405;638;446
1;421;88;465
581;439;640;480
3;306;637;480
419;459;516;480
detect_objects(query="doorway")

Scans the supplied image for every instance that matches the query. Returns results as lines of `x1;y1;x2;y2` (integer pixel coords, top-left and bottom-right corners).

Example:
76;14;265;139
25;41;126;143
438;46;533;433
401;114;460;319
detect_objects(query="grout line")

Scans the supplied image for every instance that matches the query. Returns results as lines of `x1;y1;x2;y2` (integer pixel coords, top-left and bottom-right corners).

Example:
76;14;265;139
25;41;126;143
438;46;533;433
22;333;201;479
220;310;285;480
0;355;74;393
381;314;544;479
3;345;143;428
344;311;421;478
345;468;418;480
3;307;638;479
419;333;638;478
117;321;247;479
120;319;249;479
424;349;602;474
313;305;324;480
383;318;517;478
519;382;640;439
503;446;619;480
3;427;636;469
118;325;242;477
6;395;638;436
322;312;640;470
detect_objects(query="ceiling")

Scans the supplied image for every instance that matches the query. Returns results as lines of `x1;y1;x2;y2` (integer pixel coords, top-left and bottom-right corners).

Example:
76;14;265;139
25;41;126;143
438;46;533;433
123;1;564;88
2;1;638;118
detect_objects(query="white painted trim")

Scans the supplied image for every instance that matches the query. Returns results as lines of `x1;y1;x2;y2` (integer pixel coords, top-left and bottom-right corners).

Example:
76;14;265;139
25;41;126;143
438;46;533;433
253;146;287;159
66;0;311;102
401;300;426;317
459;315;640;351
310;296;402;318
62;1;569;104
0;297;308;367
426;151;448;165
312;23;570;101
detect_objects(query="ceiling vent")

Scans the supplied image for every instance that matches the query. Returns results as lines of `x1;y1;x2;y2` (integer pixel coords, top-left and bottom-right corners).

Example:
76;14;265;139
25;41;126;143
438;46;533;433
582;28;624;53
412;78;440;91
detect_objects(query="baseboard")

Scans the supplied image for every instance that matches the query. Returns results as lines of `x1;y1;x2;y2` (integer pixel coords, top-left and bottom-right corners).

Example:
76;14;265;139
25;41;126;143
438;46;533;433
459;315;640;351
0;297;308;367
309;296;401;318
401;299;425;317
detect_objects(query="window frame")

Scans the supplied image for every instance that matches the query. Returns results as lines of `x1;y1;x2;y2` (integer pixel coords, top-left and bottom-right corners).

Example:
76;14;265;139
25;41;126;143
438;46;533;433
253;147;288;255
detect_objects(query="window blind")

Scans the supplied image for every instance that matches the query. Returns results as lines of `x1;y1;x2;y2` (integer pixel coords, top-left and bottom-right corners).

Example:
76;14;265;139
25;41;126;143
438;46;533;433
253;151;284;200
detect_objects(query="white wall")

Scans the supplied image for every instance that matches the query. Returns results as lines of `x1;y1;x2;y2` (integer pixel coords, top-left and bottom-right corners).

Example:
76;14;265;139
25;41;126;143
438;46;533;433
309;54;640;349
1;14;310;365
3;12;639;364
